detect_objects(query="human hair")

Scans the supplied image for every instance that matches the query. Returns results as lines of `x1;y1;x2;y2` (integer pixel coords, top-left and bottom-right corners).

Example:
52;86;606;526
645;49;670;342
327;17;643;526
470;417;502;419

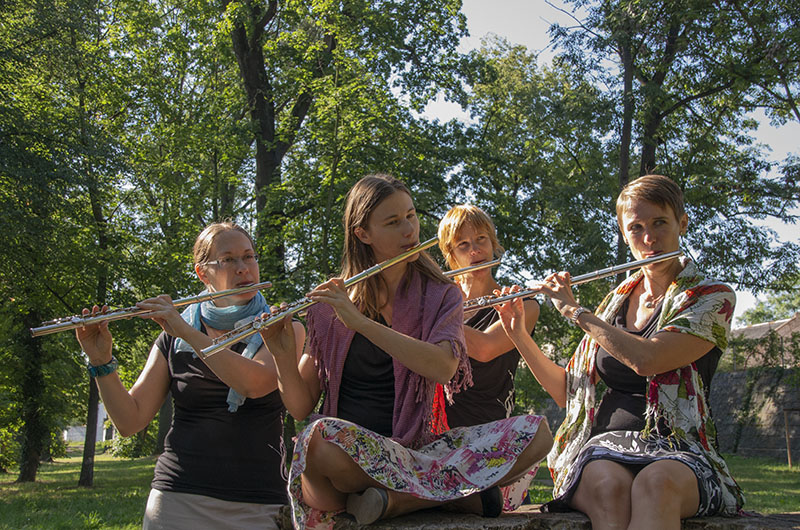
342;173;450;319
193;221;255;268
437;205;504;270
616;174;686;227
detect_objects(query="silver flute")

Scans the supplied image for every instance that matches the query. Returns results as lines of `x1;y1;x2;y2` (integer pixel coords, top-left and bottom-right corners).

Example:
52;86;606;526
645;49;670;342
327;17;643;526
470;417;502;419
30;281;273;337
444;258;501;278
199;237;440;358
463;250;684;312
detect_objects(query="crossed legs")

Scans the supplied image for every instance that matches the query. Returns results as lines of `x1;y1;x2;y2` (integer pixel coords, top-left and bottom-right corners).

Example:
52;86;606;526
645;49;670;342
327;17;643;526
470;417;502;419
300;420;552;519
569;459;700;530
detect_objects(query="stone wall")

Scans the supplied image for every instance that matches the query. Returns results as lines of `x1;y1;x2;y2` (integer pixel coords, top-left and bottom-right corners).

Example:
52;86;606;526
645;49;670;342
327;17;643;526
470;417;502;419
531;368;800;461
710;368;800;459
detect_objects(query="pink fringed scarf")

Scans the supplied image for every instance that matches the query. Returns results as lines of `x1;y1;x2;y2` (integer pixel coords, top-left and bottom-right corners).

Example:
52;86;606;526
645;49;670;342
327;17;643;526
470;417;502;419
306;267;471;448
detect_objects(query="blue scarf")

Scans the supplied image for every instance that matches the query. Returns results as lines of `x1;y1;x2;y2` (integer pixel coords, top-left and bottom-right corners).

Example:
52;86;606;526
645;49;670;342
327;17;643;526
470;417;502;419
174;291;268;412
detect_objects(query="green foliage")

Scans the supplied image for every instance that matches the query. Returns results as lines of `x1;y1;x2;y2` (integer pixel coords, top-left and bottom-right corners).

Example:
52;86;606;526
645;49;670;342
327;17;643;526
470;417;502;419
0;424;20;472
2;0;800;489
110;423;157;459
739;286;800;326
549;0;800;290
726;330;800;373
43;430;68;462
450;38;619;320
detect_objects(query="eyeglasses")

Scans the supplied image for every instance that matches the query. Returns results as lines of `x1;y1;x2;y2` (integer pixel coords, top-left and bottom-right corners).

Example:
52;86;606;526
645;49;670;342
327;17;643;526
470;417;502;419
203;253;259;269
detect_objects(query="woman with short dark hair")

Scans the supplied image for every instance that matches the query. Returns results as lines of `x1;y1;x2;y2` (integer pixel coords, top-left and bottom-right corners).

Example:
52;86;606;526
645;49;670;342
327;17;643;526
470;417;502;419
497;174;743;528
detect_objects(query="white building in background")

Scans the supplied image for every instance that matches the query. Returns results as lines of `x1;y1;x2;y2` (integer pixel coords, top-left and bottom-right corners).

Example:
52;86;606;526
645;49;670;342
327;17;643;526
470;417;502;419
63;403;113;443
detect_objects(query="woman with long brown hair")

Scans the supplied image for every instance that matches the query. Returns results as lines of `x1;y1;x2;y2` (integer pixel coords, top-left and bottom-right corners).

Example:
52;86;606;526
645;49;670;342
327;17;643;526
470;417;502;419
262;174;552;528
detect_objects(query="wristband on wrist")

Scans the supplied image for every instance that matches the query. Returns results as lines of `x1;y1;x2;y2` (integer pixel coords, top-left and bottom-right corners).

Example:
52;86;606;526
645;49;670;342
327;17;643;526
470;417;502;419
87;355;118;378
569;307;591;326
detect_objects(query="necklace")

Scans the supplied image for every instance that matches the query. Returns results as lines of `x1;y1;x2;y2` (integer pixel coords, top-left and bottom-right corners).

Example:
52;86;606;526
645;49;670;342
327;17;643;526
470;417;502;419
643;293;665;309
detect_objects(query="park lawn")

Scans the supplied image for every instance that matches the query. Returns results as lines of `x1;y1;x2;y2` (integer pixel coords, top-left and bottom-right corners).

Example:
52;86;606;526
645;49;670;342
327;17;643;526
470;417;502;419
725;454;800;515
0;453;155;530
0;452;797;529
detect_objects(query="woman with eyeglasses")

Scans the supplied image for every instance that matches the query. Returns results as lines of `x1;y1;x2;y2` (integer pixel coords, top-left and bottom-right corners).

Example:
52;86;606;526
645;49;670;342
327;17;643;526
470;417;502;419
75;222;305;530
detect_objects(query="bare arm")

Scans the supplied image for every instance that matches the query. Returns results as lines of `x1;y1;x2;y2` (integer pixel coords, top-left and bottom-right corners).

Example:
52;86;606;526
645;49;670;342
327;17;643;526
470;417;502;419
567;308;715;375
464;299;540;362
260;314;321;420
495;295;567;407
75;309;170;437
136;295;302;399
544;273;716;376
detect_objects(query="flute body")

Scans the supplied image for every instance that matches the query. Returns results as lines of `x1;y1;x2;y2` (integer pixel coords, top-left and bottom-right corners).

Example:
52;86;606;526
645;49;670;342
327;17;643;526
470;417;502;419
30;281;273;337
463;250;684;312
444;258;501;278
200;237;440;358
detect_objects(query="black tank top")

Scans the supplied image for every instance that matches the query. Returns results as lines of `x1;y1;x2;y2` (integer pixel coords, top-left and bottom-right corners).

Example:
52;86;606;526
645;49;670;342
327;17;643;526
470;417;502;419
445;305;532;427
591;299;721;436
333;318;395;436
151;331;287;504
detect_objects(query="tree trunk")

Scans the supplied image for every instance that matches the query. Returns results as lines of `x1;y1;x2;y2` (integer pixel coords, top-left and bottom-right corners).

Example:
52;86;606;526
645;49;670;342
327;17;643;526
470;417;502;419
16;309;47;483
227;0;335;279
78;380;99;487
616;38;635;282
638;106;661;176
75;42;109;485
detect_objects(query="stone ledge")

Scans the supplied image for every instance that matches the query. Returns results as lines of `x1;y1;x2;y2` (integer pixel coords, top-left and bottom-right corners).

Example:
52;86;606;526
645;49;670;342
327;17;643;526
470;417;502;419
279;505;800;529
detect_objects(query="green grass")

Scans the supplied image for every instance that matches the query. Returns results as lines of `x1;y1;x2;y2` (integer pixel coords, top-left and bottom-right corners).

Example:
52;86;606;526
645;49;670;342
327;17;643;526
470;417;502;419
724;454;800;514
0;450;155;530
0;451;797;529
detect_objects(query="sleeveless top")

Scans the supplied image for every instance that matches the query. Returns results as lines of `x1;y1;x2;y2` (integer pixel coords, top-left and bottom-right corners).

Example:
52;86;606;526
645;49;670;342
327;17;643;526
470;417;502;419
592;298;722;436
150;331;287;504
330;318;395;436
445;304;534;427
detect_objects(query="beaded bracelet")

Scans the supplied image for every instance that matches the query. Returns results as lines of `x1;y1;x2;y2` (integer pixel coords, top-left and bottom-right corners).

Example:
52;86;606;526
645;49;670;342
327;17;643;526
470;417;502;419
569;307;591;326
87;355;118;378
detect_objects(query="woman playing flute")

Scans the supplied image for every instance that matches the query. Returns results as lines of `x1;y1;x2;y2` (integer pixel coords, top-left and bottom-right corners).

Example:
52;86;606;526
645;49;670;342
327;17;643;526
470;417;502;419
76;222;305;530
438;205;540;426
261;174;552;528
438;205;544;510
496;175;743;528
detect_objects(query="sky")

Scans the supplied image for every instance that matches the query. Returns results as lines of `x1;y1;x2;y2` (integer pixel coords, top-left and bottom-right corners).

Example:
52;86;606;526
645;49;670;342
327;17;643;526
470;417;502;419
423;0;800;325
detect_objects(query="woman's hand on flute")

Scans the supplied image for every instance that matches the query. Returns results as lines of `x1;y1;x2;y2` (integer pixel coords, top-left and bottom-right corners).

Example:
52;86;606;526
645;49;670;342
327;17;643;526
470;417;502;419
135;294;189;337
75;305;113;366
258;304;297;361
495;286;529;341
536;272;581;319
307;277;366;331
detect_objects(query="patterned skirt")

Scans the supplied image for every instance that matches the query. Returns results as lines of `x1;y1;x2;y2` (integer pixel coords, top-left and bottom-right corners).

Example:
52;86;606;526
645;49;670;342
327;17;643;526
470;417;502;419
546;430;724;516
289;415;545;529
